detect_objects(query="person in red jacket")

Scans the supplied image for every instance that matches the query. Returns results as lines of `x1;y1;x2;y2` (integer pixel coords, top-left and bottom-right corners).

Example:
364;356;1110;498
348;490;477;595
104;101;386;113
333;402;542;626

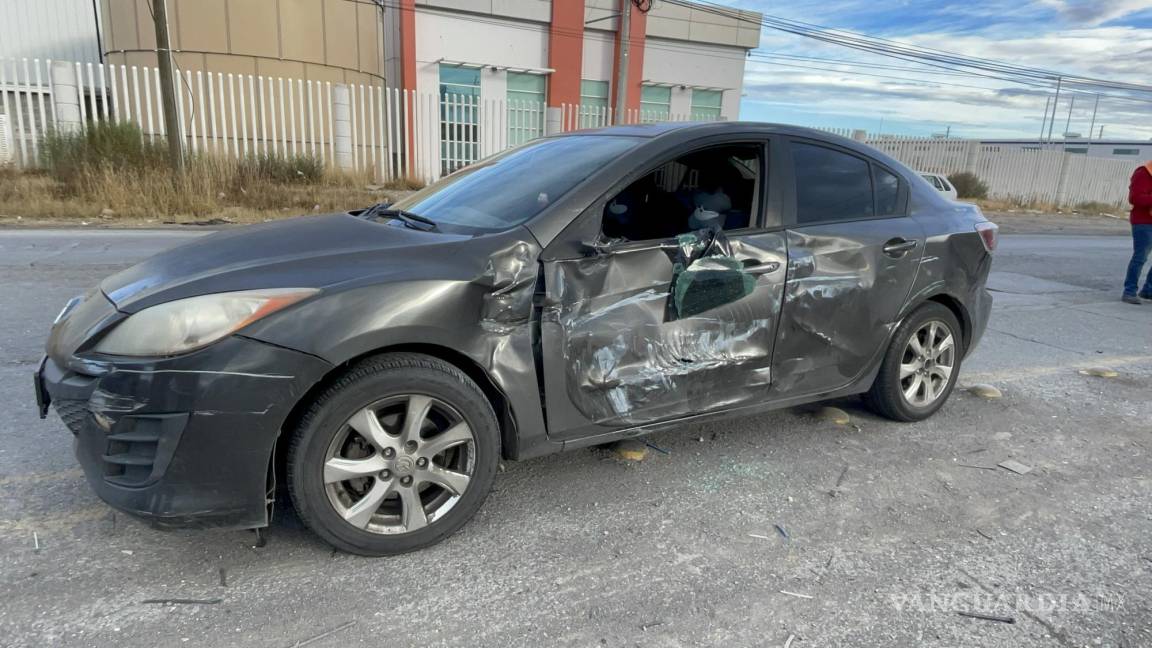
1123;161;1152;304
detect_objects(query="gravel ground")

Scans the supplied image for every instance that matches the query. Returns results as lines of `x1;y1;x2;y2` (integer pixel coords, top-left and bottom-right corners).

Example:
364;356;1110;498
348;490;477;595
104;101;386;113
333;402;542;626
0;226;1149;648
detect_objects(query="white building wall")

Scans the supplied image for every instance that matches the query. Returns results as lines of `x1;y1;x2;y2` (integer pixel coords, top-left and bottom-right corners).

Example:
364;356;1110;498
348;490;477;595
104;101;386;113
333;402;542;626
0;0;102;63
581;30;615;82
413;8;550;172
982;140;1152;161
642;37;747;120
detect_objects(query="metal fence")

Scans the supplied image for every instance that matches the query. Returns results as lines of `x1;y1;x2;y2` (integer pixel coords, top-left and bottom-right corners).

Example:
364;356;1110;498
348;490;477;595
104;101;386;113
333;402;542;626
0;55;1138;207
861;135;1135;207
0;57;710;184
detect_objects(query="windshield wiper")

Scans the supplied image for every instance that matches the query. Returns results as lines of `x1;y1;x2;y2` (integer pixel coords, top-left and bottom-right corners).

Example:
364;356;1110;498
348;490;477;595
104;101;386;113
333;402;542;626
361;203;439;232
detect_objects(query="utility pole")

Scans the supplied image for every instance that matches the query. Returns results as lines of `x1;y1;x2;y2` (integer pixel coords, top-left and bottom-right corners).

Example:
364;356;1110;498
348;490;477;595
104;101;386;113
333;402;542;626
1086;94;1100;143
1038;96;1051;141
613;0;631;124
151;0;183;174
1045;77;1062;144
1062;94;1075;139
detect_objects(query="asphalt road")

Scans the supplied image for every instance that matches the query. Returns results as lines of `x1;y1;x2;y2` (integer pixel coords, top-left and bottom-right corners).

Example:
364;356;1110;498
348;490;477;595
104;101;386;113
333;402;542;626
1;228;1150;647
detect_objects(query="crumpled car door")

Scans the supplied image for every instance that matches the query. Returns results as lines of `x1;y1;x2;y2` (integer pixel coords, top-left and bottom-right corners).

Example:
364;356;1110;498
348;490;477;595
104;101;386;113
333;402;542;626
538;229;787;440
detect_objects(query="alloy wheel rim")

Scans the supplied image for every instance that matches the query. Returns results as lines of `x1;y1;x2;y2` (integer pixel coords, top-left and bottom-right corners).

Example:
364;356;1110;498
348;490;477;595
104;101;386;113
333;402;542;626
899;320;956;408
323;394;475;535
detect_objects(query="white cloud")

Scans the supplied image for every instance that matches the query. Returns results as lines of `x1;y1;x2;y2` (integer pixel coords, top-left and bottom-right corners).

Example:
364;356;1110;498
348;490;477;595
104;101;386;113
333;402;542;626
1037;0;1152;26
737;2;1152;139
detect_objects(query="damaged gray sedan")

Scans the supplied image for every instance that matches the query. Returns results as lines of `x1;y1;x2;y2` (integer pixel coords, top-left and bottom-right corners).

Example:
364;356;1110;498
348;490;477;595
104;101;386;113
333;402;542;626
35;122;996;555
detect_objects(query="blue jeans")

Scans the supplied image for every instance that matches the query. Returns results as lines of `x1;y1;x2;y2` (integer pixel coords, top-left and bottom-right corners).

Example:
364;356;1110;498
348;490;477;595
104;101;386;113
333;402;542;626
1124;224;1152;297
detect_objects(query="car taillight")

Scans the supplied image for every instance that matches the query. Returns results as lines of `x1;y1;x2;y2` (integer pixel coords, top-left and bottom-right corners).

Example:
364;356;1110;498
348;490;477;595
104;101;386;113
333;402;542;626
975;222;998;252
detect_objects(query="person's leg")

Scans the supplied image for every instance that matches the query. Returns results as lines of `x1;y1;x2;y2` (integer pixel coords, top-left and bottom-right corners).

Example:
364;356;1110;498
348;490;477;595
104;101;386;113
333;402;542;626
1124;224;1151;300
1143;226;1152;297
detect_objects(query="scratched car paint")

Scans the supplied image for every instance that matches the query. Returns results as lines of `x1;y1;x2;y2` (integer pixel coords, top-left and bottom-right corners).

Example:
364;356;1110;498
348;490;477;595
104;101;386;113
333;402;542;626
35;122;995;556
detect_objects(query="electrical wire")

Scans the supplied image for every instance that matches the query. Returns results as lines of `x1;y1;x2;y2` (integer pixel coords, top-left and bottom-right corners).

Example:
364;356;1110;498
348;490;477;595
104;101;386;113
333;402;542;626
665;0;1152;95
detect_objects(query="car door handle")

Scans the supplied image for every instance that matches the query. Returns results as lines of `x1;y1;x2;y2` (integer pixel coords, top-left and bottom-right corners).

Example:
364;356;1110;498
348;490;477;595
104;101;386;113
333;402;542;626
741;259;781;275
882;238;919;258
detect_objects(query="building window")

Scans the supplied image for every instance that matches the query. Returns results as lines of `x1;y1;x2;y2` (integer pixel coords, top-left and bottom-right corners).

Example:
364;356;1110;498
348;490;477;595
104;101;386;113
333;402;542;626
1114;148;1140;156
439;64;481;175
690;89;722;121
579;80;610;128
1064;147;1088;154
639;85;671;122
506;72;545;147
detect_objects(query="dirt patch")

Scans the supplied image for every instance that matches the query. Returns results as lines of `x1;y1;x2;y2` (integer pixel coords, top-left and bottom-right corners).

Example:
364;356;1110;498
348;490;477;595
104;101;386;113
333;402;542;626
982;210;1130;236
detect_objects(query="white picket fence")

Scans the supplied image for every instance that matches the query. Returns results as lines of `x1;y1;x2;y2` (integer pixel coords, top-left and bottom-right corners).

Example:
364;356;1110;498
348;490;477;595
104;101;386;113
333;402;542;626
861;135;1134;207
0;57;711;184
556;103;715;131
0;56;1136;206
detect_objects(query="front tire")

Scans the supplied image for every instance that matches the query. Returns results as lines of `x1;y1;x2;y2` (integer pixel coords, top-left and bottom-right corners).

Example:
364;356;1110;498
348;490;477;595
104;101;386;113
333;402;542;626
864;302;963;422
287;353;500;556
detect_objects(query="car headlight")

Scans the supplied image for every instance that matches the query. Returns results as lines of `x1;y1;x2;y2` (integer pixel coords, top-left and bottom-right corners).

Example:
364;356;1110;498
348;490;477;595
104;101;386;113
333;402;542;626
94;288;318;356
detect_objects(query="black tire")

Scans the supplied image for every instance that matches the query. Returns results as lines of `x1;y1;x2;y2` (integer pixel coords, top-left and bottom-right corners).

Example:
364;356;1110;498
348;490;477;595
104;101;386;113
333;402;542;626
863;302;964;422
287;352;500;556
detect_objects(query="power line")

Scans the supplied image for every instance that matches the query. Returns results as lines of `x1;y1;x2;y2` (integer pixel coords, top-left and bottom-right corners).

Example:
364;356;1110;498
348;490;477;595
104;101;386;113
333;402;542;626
665;0;1152;95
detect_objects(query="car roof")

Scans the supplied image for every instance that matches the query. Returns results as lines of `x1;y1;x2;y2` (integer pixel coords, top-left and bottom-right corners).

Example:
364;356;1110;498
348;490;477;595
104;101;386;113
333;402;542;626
559;120;847;142
554;121;911;178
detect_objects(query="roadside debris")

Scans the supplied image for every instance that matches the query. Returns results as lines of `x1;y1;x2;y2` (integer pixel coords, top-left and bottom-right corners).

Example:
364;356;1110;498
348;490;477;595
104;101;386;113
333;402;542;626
975;528;994;540
828;466;849;497
775;524;790;540
218;567;228;588
1079;367;1119;378
784;634;797;648
32;532;39;552
998;459;1033;475
610;439;648;462
288;620;355;648
813;406;850;425
644;441;671;455
966;384;1002;399
956;463;997;471
141;598;223;605
748;533;772;540
957;611;1015;624
779;590;814;600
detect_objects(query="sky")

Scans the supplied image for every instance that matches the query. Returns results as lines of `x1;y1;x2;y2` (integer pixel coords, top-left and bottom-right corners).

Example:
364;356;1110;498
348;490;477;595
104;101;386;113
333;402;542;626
728;0;1152;140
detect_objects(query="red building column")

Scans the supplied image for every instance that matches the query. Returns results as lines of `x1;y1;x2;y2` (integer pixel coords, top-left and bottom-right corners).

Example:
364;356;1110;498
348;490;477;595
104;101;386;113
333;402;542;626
398;0;417;171
548;0;585;108
398;0;417;93
612;0;647;117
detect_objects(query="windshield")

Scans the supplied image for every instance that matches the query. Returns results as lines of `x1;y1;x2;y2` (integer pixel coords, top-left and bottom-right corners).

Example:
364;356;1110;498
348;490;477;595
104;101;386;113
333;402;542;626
387;135;641;235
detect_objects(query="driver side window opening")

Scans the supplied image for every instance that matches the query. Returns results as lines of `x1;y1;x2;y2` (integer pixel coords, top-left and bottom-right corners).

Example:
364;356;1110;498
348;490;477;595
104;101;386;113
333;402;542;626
601;144;763;242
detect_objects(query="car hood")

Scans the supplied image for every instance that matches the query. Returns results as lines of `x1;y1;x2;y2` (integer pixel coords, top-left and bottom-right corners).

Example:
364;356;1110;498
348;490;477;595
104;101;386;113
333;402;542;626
102;213;471;312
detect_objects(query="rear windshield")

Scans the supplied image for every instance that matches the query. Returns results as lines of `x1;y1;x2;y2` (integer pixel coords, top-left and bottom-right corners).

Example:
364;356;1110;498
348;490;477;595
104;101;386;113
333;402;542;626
385;135;641;235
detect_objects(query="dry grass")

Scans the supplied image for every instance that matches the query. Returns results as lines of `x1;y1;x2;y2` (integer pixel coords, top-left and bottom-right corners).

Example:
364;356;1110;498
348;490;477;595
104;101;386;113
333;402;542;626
974;197;1125;217
0;121;422;226
0;162;417;226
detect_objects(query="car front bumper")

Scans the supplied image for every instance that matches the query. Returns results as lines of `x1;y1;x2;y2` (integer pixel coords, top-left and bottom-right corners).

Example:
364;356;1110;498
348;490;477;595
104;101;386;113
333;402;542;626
36;336;331;529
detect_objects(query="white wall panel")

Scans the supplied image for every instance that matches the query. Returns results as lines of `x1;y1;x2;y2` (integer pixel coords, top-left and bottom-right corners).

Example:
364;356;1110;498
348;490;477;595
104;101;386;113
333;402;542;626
581;30;614;82
0;0;102;64
642;38;746;119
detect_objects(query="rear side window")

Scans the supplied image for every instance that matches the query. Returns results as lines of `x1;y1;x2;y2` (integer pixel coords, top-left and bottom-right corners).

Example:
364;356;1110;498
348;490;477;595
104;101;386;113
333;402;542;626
792;143;873;224
875;166;901;215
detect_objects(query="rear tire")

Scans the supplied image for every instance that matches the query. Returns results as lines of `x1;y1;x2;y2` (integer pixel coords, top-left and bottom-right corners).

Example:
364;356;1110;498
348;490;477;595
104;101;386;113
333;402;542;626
864;302;963;422
287;353;500;556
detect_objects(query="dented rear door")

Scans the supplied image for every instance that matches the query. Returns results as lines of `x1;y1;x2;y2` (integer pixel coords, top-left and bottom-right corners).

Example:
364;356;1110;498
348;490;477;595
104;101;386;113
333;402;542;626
770;138;925;397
